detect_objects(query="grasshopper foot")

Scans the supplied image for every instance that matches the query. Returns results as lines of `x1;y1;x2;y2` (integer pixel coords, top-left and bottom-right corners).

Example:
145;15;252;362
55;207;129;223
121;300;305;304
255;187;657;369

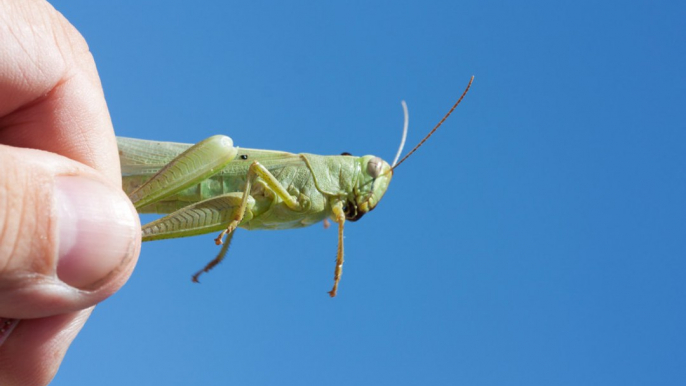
192;267;211;283
215;221;240;245
214;230;227;245
328;281;339;297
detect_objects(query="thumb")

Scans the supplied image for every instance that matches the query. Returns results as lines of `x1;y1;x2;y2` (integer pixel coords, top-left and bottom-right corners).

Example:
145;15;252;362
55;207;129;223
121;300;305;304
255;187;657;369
0;144;140;318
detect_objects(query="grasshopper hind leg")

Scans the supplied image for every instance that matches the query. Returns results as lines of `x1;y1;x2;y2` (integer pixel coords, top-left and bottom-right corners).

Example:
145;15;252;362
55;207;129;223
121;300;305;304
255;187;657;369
138;192;253;282
192;231;235;283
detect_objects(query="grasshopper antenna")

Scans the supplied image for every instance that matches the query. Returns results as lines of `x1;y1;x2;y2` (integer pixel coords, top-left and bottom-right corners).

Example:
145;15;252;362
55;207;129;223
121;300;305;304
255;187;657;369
391;100;409;167
391;75;474;171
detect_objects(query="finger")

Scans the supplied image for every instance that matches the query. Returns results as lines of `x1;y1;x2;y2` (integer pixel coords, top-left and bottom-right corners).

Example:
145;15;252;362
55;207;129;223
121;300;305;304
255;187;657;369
0;144;141;318
0;309;92;386
0;3;140;383
0;0;120;184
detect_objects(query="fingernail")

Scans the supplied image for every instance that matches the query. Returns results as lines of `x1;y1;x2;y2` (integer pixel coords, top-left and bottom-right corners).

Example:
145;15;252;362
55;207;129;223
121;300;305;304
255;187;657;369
55;176;139;289
0;318;19;347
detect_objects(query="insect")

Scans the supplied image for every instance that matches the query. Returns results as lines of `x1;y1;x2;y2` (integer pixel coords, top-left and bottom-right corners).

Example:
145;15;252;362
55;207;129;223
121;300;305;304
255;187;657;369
119;76;473;297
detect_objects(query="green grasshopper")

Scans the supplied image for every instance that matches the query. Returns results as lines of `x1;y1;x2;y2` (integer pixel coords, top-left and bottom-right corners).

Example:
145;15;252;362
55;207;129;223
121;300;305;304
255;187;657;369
119;76;473;297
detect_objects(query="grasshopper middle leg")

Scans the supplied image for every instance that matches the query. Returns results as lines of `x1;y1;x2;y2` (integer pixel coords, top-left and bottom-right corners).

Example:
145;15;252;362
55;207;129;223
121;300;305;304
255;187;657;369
214;160;305;245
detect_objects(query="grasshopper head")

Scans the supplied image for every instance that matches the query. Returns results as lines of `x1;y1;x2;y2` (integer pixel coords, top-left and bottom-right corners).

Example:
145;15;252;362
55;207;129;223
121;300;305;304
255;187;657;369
341;76;474;222
344;156;393;222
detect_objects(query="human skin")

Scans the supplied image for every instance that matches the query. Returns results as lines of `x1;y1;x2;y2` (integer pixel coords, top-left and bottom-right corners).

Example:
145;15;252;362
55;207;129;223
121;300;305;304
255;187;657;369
0;1;141;384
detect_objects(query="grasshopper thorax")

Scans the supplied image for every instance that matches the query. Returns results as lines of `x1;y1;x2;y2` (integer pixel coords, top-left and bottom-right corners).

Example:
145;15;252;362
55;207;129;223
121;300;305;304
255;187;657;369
344;155;393;222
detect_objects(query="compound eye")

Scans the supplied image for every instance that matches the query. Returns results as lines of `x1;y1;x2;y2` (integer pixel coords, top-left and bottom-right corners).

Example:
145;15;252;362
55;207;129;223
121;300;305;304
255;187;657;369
367;157;384;179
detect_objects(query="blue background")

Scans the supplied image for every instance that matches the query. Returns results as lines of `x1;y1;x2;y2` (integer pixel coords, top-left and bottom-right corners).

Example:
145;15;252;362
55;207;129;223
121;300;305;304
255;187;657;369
50;1;685;385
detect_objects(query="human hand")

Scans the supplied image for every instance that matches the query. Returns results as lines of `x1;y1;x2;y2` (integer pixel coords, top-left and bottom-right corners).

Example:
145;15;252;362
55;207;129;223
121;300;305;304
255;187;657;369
0;1;141;384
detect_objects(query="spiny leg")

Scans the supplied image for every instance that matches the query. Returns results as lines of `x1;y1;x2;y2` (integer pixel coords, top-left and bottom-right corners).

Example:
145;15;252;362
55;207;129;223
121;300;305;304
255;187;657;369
140;193;250;241
193;230;235;282
328;202;346;297
138;193;250;281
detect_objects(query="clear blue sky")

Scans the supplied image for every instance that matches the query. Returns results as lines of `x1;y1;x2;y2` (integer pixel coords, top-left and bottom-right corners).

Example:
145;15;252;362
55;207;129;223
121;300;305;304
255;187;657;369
50;1;685;385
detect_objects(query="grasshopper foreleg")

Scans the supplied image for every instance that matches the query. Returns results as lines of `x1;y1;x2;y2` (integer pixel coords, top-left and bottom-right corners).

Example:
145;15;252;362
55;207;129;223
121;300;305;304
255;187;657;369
328;201;346;297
